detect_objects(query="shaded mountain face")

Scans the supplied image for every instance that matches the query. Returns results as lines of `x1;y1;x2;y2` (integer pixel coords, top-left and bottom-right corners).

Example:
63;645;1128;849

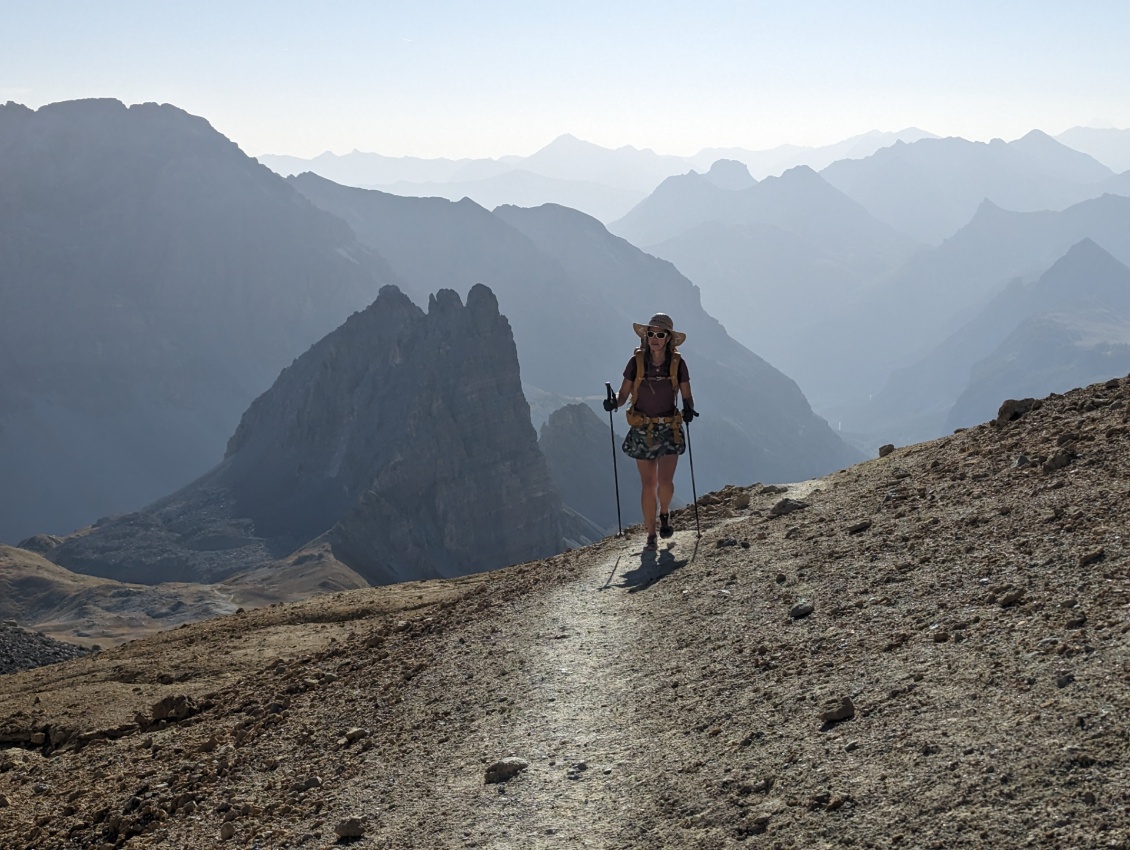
794;193;1130;415
538;403;636;534
850;239;1130;445
489;202;863;484
820;132;1121;244
622;165;918;375
944;240;1130;431
289;174;863;492
48;285;568;586
0;99;392;543
610;163;916;267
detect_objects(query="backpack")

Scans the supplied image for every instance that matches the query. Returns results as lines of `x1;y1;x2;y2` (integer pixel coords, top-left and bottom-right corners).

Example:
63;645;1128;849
626;348;685;445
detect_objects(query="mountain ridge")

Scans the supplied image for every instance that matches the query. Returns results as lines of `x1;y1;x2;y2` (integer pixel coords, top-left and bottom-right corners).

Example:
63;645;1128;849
0;98;394;543
44;284;571;587
290;173;864;492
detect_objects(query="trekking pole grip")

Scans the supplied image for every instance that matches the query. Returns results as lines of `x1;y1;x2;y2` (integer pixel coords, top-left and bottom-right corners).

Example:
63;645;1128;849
605;382;623;536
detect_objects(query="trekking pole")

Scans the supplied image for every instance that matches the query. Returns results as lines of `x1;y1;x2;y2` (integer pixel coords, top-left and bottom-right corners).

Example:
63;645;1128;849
685;417;701;538
605;382;623;536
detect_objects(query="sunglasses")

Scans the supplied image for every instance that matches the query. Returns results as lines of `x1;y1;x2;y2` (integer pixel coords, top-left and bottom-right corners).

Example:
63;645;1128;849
646;330;668;339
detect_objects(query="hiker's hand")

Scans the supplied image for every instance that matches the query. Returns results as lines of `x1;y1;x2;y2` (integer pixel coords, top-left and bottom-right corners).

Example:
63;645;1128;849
602;398;618;412
682;401;697;421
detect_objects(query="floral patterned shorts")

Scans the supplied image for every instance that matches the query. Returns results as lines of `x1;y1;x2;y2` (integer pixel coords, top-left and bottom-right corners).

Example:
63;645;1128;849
621;422;686;461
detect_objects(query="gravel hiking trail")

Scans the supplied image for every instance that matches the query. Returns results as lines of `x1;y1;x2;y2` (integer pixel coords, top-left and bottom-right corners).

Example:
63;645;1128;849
392;525;700;848
398;483;820;848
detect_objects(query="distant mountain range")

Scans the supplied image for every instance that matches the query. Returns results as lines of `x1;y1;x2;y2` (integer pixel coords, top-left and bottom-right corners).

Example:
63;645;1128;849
801;194;1130;418
605;130;1130;450
258;129;936;223
687;128;939;177
373;170;644;224
821;130;1129;244
1055;127;1130;173
257;126;1130;228
836;238;1130;444
605;161;917;373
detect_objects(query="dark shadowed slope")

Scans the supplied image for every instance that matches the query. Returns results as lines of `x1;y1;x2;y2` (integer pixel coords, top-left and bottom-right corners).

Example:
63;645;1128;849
850;239;1130;445
793;193;1130;414
46;285;569;586
0;99;394;542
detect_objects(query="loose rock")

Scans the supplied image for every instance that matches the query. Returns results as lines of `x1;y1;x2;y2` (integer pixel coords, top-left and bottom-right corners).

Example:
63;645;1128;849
770;498;809;517
485;757;529;784
334;817;365;839
1078;548;1104;567
1044;449;1075;472
820;696;856;723
997;398;1040;423
790;600;815;620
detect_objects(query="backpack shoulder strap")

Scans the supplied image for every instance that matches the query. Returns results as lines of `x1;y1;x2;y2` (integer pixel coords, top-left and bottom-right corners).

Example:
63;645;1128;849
630;348;646;401
668;350;682;390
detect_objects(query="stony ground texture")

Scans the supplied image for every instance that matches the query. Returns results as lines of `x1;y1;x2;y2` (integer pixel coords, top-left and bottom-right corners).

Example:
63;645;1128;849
2;378;1129;849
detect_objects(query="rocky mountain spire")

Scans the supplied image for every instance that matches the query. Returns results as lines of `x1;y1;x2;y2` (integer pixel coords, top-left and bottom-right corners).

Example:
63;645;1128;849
48;284;567;585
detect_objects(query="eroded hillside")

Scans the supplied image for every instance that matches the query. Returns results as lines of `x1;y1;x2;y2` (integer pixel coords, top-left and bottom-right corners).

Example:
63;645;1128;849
1;377;1128;849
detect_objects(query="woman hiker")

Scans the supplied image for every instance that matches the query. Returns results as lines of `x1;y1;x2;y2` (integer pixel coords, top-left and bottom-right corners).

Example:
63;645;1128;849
604;313;697;551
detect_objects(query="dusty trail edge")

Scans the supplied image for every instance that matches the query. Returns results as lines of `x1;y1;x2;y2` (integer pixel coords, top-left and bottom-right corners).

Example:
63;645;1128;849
411;480;821;848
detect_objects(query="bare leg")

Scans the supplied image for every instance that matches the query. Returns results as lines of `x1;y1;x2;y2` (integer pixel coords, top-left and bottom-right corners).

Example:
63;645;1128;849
657;454;679;515
636;458;659;536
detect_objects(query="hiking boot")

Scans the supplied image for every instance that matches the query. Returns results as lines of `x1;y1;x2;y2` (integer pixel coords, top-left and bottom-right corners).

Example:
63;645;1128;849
644;533;658;551
659;513;673;538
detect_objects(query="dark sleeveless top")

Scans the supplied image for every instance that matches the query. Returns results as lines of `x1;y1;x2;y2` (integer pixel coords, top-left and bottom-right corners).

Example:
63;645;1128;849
624;354;690;417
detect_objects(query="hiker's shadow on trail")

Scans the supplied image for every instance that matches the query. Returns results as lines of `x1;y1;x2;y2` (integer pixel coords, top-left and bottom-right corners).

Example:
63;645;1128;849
614;549;688;593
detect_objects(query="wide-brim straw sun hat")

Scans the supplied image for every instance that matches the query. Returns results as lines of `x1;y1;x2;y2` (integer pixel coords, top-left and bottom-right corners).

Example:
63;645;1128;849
633;312;686;346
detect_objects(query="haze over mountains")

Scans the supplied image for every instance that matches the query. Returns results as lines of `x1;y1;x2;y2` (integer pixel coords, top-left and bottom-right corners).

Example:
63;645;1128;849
258;129;937;223
820;130;1130;244
288;173;859;499
1;98;858;566
261;124;1130;461
802;193;1130;434
258;126;1130;229
852;238;1130;443
605;128;1130;452
0;99;391;543
5;96;1130;602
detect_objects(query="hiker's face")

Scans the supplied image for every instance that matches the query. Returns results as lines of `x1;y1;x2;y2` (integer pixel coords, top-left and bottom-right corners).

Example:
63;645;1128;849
647;328;667;350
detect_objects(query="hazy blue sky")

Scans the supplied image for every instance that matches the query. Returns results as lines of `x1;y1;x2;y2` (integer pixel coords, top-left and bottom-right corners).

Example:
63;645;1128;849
4;1;1128;159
